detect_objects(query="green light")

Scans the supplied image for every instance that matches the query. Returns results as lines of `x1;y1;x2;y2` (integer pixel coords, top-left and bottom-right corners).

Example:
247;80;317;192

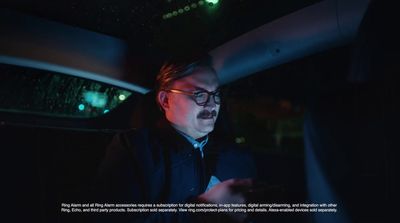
103;109;109;114
205;0;219;4
198;0;204;6
83;91;108;108
184;5;190;11
172;11;178;16
178;8;184;14
118;94;126;101
191;3;197;8
235;137;246;144
78;104;85;111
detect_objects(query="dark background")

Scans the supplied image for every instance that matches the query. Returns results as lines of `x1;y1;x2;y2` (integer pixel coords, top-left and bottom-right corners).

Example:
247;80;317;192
1;1;399;223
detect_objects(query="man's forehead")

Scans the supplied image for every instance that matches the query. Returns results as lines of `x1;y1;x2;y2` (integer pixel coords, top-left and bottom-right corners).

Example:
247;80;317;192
172;66;219;89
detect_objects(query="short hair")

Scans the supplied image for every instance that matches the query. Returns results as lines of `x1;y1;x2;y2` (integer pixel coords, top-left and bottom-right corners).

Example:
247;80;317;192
154;55;215;111
155;55;214;93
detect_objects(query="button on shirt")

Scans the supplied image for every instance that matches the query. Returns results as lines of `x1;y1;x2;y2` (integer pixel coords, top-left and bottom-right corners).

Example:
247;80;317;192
177;131;221;191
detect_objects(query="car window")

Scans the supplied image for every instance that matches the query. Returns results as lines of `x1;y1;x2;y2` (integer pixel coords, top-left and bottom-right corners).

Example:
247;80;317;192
224;87;304;156
224;45;351;156
227;95;304;155
0;63;135;118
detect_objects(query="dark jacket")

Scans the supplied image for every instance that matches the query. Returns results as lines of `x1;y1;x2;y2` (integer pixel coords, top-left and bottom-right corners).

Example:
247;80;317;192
95;118;256;222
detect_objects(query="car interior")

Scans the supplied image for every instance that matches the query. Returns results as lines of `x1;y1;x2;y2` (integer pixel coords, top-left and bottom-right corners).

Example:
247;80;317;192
1;0;398;222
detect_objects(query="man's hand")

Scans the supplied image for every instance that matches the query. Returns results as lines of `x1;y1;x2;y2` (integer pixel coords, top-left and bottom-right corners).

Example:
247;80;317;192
197;178;253;222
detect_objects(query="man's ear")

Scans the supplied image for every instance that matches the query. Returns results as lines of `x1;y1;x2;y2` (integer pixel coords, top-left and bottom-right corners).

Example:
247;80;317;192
157;91;169;110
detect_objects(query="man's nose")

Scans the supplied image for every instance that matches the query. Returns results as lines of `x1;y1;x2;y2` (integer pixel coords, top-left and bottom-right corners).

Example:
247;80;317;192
204;95;217;108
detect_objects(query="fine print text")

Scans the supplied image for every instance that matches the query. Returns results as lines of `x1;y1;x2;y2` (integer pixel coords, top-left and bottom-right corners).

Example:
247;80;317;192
60;203;337;214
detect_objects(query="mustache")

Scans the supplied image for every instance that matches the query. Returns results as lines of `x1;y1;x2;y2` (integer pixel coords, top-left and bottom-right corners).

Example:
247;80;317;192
197;110;217;119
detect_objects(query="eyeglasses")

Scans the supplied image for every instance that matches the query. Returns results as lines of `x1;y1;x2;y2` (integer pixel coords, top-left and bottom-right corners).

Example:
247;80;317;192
164;88;221;106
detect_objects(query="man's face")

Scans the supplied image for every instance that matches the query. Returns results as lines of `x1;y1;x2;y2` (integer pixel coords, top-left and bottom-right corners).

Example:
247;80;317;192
161;66;220;139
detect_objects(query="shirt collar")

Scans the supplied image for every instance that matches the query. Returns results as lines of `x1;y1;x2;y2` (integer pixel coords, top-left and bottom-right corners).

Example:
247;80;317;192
176;130;208;158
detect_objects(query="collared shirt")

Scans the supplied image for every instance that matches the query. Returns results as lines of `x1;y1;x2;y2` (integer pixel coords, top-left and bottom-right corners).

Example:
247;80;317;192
177;130;208;158
176;130;221;191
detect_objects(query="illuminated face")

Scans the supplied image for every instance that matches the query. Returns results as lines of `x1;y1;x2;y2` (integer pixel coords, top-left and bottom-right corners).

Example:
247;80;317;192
158;66;220;139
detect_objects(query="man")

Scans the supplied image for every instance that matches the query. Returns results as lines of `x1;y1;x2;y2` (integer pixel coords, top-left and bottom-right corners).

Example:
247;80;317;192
95;56;256;222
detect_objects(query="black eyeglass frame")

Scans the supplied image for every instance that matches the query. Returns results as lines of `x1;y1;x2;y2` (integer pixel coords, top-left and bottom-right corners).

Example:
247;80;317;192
163;88;221;106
